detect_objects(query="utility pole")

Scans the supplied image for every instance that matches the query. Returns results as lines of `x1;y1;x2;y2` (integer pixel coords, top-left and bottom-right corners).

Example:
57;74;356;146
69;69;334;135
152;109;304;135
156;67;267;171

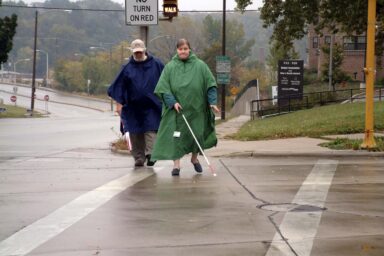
30;10;38;116
361;0;377;149
221;0;226;120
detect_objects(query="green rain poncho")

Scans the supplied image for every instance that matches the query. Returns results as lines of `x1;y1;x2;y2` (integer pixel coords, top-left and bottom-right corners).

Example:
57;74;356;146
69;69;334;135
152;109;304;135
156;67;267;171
151;53;217;160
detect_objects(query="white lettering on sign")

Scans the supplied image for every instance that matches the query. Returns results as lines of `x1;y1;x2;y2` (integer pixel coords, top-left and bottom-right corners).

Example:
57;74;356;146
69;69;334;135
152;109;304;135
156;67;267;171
125;0;158;25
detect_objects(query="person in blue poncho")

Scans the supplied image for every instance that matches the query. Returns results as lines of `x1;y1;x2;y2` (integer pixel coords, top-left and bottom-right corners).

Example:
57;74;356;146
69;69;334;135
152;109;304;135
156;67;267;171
108;39;164;167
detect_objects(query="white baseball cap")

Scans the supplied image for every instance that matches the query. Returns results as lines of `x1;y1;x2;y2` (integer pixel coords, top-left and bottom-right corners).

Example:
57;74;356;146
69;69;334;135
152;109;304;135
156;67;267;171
130;39;146;53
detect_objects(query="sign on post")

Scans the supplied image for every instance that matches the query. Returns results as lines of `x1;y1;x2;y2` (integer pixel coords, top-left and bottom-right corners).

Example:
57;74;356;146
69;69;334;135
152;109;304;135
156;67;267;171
10;95;17;103
44;95;49;113
217;73;230;84
125;0;158;26
216;56;231;73
216;56;231;85
277;60;304;106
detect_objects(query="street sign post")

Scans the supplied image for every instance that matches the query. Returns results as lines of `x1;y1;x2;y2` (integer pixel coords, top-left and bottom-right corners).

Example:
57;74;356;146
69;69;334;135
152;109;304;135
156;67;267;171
125;0;158;26
217;73;230;84
216;56;231;73
10;95;17;106
44;95;49;113
216;56;231;85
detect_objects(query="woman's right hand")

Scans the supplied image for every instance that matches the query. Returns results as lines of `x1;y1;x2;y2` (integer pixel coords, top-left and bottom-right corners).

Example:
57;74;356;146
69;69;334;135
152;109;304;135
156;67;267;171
174;102;182;113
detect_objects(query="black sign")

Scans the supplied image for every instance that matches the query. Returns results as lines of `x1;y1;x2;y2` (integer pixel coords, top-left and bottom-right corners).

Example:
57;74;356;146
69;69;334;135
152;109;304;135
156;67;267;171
163;0;178;17
278;60;304;105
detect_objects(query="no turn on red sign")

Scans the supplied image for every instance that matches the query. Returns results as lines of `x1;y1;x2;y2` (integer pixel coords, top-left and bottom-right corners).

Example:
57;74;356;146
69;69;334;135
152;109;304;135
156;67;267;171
125;0;158;25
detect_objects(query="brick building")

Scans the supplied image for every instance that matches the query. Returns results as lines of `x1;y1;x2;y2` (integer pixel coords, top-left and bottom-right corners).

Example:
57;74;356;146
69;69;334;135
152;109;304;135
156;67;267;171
307;26;384;82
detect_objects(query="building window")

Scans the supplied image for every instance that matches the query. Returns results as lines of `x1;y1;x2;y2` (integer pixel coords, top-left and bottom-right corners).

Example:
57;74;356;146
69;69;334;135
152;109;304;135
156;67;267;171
325;36;331;45
343;36;366;50
313;36;319;48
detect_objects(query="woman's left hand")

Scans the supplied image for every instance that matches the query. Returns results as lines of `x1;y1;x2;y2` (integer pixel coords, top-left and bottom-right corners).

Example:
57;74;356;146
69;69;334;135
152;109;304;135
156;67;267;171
210;105;220;113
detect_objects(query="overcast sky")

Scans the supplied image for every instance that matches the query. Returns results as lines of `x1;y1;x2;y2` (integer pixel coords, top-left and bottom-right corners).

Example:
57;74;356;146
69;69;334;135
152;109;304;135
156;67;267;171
19;0;263;11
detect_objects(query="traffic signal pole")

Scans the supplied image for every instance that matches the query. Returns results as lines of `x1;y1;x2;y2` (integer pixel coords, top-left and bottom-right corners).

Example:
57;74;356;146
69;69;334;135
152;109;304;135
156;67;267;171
361;0;377;149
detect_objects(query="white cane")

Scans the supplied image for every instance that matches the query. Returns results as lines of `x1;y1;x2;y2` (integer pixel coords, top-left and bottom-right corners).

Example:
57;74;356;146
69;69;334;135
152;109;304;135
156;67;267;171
125;132;132;151
181;113;217;176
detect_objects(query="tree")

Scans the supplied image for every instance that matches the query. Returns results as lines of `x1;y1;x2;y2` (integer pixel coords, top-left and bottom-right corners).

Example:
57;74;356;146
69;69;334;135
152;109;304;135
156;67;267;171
156;16;205;62
0;0;18;64
266;40;299;74
236;0;384;60
200;15;255;72
321;43;350;91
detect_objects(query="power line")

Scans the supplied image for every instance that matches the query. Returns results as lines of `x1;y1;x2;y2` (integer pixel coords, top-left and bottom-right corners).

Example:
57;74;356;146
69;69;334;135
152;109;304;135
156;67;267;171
1;4;259;13
13;36;120;46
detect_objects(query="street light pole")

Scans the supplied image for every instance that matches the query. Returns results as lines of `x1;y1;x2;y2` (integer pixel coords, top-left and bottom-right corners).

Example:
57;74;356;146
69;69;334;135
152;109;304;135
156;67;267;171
37;49;49;87
13;58;30;83
30;10;38;116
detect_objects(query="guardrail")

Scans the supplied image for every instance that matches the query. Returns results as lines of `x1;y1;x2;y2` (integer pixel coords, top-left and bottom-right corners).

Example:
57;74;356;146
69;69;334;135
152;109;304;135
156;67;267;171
250;87;383;120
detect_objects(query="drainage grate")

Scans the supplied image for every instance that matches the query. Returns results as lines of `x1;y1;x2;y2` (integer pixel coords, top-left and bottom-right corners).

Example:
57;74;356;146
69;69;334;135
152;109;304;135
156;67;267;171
258;203;326;212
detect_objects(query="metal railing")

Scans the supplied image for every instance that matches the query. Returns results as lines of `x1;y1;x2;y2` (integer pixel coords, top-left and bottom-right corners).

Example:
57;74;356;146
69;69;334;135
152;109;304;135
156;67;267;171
250;87;383;120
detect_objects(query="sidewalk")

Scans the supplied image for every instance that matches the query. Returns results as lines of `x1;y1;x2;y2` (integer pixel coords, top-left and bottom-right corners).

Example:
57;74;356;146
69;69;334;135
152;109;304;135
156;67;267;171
207;115;384;157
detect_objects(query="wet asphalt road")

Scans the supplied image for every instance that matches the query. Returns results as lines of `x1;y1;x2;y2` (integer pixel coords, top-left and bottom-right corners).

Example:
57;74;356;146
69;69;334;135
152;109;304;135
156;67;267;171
1;149;383;255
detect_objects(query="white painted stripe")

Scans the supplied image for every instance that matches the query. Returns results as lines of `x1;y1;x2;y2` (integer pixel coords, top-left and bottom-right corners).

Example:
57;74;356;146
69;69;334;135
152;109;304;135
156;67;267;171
266;160;338;256
0;168;157;256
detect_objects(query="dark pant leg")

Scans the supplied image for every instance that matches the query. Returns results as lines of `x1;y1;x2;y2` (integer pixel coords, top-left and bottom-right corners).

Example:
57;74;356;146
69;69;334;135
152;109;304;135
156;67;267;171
144;131;157;157
129;133;145;162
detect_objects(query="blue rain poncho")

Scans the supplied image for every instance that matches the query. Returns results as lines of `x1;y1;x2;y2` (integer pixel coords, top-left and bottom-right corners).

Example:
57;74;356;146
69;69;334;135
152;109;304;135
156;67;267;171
108;55;164;133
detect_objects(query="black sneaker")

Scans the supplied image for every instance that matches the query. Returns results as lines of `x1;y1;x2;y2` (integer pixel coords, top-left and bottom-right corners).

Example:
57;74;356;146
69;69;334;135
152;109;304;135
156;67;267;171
192;161;203;173
146;154;156;166
171;168;180;176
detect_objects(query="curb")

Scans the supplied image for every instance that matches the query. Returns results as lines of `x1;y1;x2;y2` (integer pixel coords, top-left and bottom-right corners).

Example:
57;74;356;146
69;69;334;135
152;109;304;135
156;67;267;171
110;146;131;155
110;147;384;158
211;150;384;158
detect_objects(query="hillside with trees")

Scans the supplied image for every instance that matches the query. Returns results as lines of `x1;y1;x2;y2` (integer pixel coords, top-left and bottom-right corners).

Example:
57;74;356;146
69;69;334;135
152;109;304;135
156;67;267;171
0;0;305;98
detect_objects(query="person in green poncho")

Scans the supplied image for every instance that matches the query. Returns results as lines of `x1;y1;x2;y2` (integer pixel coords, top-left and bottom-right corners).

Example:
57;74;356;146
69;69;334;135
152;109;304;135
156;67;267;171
151;38;220;176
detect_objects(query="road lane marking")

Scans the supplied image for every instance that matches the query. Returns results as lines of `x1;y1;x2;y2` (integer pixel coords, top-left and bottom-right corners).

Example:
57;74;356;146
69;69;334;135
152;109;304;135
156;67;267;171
0;168;158;256
266;159;338;256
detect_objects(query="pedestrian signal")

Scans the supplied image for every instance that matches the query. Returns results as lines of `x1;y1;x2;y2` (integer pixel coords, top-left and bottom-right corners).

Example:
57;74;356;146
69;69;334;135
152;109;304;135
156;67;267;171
163;0;178;18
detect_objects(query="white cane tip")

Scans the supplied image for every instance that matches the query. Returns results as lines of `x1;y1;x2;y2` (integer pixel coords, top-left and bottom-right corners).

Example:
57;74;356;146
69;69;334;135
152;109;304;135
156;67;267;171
213;173;217;177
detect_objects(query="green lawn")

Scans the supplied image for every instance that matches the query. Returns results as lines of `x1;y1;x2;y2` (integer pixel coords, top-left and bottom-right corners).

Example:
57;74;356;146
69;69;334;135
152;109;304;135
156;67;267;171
0;104;42;118
233;102;384;140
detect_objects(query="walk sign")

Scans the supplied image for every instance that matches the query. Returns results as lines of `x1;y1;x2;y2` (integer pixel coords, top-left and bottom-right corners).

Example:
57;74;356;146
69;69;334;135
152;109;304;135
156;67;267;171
125;0;158;26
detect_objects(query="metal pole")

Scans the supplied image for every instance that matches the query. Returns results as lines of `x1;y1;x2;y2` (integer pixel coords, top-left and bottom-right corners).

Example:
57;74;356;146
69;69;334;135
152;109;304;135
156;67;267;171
30;10;38;116
140;26;148;45
46;52;49;87
361;0;377;148
221;0;226;120
328;34;333;91
109;46;113;111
